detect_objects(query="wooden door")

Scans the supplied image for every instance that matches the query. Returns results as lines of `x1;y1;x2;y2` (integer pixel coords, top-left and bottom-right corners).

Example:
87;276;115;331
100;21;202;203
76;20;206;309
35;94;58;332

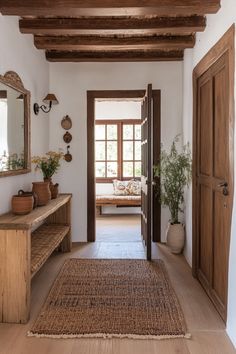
141;84;153;260
195;50;233;321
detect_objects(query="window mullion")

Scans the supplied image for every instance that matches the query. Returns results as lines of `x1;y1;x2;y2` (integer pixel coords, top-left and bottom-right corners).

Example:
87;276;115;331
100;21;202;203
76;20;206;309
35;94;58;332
118;122;122;180
105;125;107;178
133;125;135;178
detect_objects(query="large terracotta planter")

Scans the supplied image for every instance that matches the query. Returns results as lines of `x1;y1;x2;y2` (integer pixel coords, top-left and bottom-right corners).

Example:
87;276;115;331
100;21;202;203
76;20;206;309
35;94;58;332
32;182;51;206
166;223;185;254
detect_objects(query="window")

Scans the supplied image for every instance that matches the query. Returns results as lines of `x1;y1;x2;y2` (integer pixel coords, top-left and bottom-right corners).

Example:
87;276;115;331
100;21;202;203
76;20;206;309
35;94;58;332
95;120;141;182
95;123;118;179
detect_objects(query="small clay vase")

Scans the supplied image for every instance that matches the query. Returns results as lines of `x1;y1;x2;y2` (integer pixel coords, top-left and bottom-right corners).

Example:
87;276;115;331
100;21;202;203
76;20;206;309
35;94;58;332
51;183;59;199
44;178;59;199
12;194;34;215
44;177;54;195
32;181;51;206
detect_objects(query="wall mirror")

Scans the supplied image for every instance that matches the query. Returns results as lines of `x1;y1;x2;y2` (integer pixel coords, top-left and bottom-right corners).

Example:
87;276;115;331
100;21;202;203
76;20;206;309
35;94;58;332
0;71;30;177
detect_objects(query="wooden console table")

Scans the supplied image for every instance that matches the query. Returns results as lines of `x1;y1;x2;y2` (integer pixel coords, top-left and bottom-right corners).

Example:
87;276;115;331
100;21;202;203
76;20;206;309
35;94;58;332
0;194;72;324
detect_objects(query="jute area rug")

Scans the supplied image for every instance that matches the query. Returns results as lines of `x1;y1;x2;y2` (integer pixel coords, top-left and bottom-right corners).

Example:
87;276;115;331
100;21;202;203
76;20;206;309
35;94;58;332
28;259;190;340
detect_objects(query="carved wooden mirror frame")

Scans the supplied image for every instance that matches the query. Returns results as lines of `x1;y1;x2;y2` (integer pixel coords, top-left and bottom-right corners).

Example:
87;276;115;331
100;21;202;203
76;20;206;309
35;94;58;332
0;71;31;177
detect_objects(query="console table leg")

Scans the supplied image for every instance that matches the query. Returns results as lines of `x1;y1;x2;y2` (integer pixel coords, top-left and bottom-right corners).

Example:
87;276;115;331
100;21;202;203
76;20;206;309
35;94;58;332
46;199;72;252
60;229;71;252
0;229;30;323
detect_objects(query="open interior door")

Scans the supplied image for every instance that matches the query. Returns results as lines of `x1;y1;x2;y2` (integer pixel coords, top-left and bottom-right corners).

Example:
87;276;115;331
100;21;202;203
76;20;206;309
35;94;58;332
141;84;153;260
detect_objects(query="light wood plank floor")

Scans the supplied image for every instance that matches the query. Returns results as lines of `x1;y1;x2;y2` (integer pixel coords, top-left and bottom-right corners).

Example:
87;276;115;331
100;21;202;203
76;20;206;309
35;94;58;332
96;215;142;242
0;216;235;354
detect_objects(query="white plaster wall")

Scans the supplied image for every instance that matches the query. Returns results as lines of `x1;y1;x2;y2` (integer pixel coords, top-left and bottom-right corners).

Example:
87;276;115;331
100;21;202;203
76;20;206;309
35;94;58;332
49;62;183;243
182;0;236;346
96;101;141;119
96;183;114;195
0;15;49;214
183;49;194;266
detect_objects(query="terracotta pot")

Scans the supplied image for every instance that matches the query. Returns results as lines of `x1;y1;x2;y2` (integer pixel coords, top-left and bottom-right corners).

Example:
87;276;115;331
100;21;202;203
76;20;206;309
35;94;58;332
166;223;185;254
32;182;51;206
44;178;59;199
51;183;59;199
18;189;38;208
12;194;34;215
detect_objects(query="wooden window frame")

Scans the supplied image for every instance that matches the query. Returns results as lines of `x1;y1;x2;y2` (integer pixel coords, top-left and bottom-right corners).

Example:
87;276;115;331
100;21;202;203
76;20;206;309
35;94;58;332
95;119;141;183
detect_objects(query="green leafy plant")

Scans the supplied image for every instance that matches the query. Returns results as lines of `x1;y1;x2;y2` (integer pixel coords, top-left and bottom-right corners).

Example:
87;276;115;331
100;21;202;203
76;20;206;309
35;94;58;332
154;136;192;224
32;151;64;179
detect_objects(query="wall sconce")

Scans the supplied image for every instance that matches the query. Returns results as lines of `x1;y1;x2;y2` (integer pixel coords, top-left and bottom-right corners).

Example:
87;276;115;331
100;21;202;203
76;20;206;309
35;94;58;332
33;94;59;115
17;94;24;100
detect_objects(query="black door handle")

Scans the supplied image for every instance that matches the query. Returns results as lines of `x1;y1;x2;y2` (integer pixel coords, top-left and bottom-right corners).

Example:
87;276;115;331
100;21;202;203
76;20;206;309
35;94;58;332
218;181;229;196
218;181;228;188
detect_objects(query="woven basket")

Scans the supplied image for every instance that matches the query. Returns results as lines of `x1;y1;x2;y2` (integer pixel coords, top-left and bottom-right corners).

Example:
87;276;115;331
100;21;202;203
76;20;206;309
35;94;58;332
12;195;34;215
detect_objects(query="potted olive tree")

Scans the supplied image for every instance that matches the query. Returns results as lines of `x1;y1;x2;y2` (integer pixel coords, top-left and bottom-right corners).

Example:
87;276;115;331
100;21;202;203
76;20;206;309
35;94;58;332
154;136;192;254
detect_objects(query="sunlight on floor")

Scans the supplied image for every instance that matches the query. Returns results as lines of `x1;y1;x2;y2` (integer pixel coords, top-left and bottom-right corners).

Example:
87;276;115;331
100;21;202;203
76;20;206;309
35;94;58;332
95;215;145;258
96;215;141;242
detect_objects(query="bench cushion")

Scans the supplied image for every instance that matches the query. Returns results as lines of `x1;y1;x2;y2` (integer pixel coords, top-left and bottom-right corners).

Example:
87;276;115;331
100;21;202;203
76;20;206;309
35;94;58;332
96;194;141;206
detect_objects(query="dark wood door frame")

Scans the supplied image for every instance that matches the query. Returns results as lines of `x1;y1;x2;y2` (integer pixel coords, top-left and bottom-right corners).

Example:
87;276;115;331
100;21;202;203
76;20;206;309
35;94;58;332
141;84;153;260
192;25;235;319
87;89;161;242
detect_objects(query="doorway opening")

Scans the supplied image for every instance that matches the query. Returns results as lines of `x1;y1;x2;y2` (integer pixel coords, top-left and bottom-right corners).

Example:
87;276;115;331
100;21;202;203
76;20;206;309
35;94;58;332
87;89;161;259
95;99;142;249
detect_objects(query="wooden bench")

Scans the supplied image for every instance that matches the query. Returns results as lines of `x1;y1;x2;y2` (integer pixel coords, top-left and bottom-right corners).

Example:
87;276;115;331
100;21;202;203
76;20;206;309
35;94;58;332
0;194;72;324
96;194;141;215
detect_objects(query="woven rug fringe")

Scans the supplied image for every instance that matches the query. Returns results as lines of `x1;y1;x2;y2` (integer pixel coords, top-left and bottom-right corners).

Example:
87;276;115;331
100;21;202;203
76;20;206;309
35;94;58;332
27;331;191;340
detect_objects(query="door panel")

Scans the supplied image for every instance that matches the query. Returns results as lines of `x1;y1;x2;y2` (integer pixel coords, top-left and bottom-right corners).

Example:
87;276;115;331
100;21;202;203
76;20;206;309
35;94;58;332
199;184;212;286
213;191;228;306
195;51;232;322
210;55;230;317
141;84;153;260
214;66;228;179
199;78;213;177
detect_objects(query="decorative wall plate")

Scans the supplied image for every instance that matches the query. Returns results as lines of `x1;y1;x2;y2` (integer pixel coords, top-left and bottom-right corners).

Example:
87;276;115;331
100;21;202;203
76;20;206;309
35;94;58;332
61;115;72;130
64;145;72;162
63;132;72;143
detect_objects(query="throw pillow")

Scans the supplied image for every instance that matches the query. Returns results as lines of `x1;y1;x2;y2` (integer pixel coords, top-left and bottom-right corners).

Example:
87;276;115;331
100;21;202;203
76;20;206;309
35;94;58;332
113;179;129;195
126;179;141;195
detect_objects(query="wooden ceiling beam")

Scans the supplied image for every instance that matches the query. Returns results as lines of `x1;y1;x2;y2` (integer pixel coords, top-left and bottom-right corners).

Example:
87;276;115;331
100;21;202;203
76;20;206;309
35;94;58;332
19;16;206;36
0;0;221;16
46;49;184;62
34;35;195;51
